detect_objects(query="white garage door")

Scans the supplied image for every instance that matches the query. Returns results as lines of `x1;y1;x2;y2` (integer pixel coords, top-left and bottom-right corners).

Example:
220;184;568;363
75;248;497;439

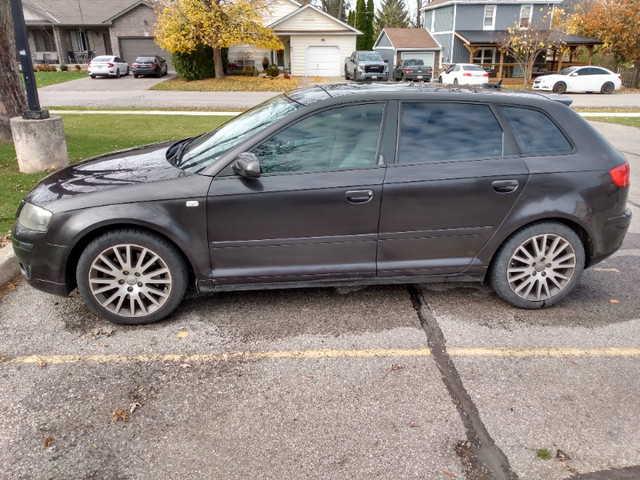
306;46;340;76
119;37;173;71
400;52;435;70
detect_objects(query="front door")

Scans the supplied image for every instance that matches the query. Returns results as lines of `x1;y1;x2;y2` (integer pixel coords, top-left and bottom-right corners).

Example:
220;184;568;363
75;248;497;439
207;102;387;285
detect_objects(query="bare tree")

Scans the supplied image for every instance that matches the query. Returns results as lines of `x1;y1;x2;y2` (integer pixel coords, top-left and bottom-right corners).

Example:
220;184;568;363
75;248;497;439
0;1;27;139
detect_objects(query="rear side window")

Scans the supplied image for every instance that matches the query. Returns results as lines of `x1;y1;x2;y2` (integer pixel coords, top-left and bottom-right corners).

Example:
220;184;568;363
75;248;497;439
398;102;504;164
499;106;572;155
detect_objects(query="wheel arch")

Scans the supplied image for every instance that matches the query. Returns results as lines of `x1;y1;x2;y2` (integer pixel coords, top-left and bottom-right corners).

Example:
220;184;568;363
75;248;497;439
64;222;196;292
483;216;593;281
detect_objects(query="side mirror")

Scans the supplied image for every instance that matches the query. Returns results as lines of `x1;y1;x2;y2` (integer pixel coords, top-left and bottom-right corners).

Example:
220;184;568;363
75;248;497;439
232;152;261;179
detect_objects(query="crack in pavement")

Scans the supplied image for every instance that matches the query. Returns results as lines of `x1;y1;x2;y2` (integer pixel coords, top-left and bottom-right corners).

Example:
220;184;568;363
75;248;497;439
409;284;518;480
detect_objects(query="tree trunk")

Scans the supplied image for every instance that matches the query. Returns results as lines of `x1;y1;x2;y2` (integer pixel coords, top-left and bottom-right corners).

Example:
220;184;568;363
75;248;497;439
213;47;224;79
0;0;27;140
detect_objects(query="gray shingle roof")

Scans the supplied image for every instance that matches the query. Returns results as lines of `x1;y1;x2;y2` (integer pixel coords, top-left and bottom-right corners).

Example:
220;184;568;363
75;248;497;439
23;0;151;25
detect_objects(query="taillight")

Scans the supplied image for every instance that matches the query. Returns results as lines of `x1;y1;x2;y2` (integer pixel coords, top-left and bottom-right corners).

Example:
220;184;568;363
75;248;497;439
463;73;472;76
483;73;488;77
406;69;410;74
151;63;157;67
108;63;114;68
610;161;630;187
132;62;139;67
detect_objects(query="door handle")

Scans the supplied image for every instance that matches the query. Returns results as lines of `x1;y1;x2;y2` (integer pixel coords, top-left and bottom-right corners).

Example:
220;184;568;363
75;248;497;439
345;190;373;204
492;180;519;194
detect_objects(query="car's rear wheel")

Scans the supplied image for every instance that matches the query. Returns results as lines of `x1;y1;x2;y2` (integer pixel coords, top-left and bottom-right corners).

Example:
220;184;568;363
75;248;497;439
489;222;585;309
90;74;96;79
453;78;458;85
115;69;120;78
552;81;566;94
77;229;188;325
438;76;443;83
133;74;139;78
601;82;614;94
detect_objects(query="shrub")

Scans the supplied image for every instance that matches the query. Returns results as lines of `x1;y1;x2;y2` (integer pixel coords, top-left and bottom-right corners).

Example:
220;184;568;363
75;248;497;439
283;72;291;79
75;64;82;71
59;64;68;71
266;64;280;78
243;66;257;76
172;45;215;81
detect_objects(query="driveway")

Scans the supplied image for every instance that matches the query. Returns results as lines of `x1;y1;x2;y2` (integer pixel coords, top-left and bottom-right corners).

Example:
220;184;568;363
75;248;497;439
0;122;638;480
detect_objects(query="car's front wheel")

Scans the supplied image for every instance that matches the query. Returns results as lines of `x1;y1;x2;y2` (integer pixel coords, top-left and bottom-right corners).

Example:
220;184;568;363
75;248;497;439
601;82;614;94
552;81;566;94
77;229;188;325
489;222;585;309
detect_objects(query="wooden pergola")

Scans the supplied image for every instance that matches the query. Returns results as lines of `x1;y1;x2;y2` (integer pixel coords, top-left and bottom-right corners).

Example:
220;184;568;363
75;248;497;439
454;31;602;79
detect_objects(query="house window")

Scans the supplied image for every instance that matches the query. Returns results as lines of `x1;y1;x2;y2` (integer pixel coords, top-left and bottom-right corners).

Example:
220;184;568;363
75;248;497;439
33;30;54;51
473;48;495;65
69;30;94;51
483;5;496;30
520;5;533;28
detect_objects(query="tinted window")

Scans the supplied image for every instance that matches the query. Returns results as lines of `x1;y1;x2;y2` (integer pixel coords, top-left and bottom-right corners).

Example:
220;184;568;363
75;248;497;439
253;103;384;174
463;64;484;71
136;57;155;62
500;106;572;155
398;102;504;164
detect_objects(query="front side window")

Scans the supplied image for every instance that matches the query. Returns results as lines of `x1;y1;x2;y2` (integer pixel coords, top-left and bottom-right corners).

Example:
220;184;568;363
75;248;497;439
520;5;533;27
483;5;496;30
252;103;385;174
499;106;572;155
398;103;504;164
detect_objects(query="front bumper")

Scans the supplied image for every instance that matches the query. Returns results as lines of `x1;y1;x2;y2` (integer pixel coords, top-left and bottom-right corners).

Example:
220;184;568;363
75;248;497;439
11;221;72;297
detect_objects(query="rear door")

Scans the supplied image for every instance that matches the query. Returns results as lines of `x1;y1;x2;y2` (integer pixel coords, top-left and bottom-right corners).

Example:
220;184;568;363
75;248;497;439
378;101;529;276
207;102;387;285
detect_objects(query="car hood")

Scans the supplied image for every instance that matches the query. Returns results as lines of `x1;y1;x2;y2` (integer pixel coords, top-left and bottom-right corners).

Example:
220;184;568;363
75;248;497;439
25;141;194;208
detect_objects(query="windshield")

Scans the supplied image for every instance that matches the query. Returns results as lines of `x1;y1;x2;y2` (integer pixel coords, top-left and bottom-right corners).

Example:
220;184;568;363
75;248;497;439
558;67;580;75
357;52;383;62
172;95;301;173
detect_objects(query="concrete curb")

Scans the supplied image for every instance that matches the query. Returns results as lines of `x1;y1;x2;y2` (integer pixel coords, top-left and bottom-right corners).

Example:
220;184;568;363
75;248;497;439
0;243;19;287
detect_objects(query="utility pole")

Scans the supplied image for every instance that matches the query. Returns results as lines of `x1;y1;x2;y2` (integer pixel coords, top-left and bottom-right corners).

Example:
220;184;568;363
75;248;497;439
10;0;49;119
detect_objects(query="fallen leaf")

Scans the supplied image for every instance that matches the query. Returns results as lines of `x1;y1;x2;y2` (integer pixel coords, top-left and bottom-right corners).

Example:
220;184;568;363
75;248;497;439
409;424;420;428
443;471;456;478
129;402;141;414
112;410;130;422
177;331;189;339
609;299;620;304
556;449;570;460
39;360;47;368
43;437;52;448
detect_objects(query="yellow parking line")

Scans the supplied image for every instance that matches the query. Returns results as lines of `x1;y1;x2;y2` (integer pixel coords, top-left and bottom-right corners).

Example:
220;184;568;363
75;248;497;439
2;347;639;366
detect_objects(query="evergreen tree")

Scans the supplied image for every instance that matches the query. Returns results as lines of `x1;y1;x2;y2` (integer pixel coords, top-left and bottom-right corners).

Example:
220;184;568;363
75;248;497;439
375;0;409;38
362;0;375;49
355;0;367;49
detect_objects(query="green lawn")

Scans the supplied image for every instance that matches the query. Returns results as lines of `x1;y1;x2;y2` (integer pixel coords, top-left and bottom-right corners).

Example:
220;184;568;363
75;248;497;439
582;116;640;128
0;114;231;236
33;71;87;87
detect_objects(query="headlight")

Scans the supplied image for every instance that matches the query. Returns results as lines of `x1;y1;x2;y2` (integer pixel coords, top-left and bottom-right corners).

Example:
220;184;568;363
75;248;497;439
18;203;53;232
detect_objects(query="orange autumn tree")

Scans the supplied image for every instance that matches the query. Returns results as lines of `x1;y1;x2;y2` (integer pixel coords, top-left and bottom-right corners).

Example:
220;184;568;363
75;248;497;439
569;0;640;86
153;0;283;79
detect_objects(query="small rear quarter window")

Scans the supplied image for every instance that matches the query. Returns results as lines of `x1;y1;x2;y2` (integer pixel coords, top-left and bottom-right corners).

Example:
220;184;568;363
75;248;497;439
499;106;572;155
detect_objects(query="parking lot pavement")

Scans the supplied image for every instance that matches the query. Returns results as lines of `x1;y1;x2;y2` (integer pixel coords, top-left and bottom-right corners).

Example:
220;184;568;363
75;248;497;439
0;123;639;479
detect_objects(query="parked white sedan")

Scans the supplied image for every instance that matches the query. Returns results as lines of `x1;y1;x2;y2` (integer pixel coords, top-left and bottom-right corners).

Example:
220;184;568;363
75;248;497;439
88;56;130;79
532;66;622;94
438;63;489;86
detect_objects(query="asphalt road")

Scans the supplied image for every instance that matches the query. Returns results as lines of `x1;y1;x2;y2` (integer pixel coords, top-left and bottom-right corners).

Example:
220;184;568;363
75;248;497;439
36;74;640;110
0;80;639;479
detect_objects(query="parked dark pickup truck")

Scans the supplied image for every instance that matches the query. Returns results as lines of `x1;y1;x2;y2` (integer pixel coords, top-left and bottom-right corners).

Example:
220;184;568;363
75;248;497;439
393;59;432;82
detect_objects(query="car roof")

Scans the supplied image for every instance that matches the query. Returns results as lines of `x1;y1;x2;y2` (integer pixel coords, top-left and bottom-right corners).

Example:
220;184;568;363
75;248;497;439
285;83;573;107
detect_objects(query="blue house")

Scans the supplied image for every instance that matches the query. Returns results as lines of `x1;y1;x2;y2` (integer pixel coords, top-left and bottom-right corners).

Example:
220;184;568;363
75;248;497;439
421;0;601;78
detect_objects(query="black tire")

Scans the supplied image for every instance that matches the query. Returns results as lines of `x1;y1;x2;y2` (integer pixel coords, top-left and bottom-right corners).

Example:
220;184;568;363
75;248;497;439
76;229;188;325
489;222;585;309
453;78;458;85
438;76;443;83
156;68;162;78
115;69;120;78
344;68;350;80
133;74;139;78
125;67;130;76
552;81;566;94
90;74;96;79
600;82;614;94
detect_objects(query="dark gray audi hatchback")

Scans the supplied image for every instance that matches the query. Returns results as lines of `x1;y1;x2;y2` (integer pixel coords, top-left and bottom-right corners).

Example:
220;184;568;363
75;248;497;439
13;84;631;324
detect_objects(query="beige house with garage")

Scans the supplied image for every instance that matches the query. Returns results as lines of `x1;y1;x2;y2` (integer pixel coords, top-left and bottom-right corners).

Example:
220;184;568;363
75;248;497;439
22;0;360;77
